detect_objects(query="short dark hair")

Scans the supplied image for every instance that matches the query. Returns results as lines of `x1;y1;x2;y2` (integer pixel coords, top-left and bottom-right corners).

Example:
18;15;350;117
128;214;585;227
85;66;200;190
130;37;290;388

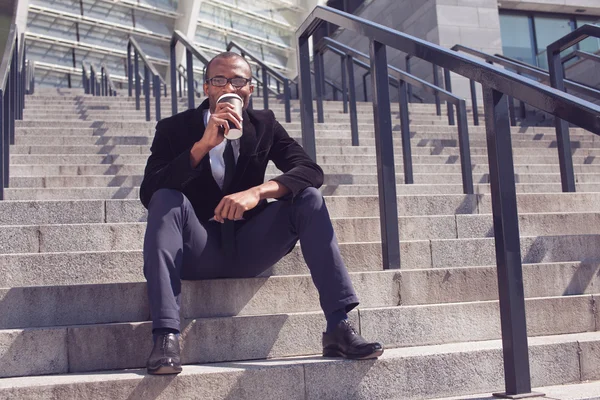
205;52;252;79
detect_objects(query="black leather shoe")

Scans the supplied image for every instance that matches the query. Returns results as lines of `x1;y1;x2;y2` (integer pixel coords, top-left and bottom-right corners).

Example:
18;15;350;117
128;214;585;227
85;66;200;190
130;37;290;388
146;333;182;375
322;320;384;360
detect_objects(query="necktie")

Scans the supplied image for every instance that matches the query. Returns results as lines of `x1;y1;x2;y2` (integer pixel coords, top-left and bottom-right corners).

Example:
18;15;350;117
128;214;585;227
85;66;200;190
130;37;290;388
221;139;236;258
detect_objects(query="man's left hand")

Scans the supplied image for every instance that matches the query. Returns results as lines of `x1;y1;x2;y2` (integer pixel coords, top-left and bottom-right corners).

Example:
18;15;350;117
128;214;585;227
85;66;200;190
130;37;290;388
214;187;261;222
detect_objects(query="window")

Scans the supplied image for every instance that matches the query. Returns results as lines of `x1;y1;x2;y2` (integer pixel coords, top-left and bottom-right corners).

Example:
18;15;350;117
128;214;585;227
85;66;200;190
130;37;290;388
499;14;535;66
499;11;600;69
577;17;600;54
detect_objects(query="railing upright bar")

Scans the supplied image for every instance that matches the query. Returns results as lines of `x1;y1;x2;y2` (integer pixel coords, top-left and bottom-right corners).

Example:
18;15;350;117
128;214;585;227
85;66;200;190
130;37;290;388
508;96;517;126
283;80;291;123
144;65;151;121
186;49;195;110
405;55;413;102
362;72;369;102
10;46;16;145
547;32;582;193
262;66;269;110
3;86;9;189
154;75;161;120
432;64;441;116
341;55;348;114
482;86;534;398
398;79;413;184
134;52;141;110
470;80;479;126
170;43;178;116
456;99;474;194
127;43;133;97
443;68;455;126
314;51;324;123
346;55;359;147
369;39;400;270
298;34;317;161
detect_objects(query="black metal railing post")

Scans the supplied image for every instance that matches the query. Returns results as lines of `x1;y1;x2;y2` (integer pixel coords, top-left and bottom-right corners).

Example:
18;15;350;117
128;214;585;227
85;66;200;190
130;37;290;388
398;79;413;184
369;39;400;270
443;68;455;125
154;74;161;121
346;55;359;147
298;34;317;161
90;65;96;96
470;80;479;126
170;43;178;115
405;55;413;102
283;79;291;123
508;96;517;126
340;56;348;113
314;50;325;123
362;71;369;101
186;49;195;110
2;70;9;191
262;66;269;110
482;86;535;398
456;99;474;194
134;53;141;110
432;64;441;116
127;43;133;97
144;65;151;121
545;27;599;193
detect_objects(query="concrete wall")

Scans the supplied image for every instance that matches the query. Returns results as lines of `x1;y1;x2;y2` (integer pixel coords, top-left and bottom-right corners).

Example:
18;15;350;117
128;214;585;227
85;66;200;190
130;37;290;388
320;0;501;102
322;0;439;102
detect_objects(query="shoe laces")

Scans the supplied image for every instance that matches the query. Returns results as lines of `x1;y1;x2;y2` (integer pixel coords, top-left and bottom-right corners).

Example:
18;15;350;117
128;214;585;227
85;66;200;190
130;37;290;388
342;319;358;335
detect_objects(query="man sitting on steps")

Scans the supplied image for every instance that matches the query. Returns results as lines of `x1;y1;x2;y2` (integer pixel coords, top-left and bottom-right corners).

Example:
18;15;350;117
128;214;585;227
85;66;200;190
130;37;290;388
140;51;384;375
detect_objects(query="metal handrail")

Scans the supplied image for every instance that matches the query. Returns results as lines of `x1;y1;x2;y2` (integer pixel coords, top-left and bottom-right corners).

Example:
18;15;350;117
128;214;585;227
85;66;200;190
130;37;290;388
0;24;26;200
170;29;213;115
453;44;600;100
128;36;164;121
317;37;473;194
18;33;26;120
226;40;291;122
176;64;202;98
89;63;101;96
561;49;600;66
297;7;600;397
101;64;118;96
547;23;600;193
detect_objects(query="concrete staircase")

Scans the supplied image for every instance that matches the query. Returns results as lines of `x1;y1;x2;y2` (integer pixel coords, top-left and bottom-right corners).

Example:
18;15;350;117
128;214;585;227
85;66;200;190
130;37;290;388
1;87;600;399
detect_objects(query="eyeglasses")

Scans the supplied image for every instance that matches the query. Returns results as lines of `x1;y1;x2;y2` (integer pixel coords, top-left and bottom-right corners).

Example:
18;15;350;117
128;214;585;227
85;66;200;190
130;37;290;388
206;77;252;88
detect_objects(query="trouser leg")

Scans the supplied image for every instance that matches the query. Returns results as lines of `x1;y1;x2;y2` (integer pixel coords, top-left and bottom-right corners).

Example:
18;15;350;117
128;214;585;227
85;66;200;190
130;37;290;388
143;188;223;331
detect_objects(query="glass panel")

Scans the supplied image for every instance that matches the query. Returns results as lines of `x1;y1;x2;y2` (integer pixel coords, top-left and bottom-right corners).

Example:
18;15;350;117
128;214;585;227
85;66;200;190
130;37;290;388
499;13;535;66
577;18;600;54
534;15;574;69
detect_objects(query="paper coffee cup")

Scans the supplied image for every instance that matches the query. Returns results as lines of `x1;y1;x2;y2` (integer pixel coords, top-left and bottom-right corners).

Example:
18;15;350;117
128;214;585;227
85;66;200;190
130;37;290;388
217;93;243;140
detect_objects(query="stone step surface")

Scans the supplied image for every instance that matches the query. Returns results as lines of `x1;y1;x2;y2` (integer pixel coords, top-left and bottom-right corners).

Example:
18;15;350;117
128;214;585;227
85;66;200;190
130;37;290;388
0;211;598;253
0;295;597;377
2;234;600;287
5;90;599;396
0;332;597;398
1;262;596;329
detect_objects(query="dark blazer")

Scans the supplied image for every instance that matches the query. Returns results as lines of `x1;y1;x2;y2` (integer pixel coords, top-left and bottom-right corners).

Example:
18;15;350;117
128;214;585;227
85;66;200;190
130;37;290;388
140;98;324;223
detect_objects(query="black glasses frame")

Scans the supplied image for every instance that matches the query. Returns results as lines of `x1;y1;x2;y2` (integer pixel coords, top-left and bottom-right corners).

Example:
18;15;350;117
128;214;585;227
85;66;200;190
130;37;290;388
206;76;252;88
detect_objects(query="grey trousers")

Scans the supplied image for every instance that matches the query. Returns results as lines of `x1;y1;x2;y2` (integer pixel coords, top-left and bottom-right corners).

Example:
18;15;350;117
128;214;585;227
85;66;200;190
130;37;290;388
143;187;359;331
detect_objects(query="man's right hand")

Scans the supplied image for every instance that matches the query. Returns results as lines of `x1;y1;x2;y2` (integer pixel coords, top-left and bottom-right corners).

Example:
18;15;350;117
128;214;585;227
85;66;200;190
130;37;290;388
190;102;243;168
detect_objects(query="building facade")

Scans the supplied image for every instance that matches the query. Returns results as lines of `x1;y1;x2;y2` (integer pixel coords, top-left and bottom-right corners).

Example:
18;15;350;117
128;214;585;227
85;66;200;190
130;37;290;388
14;0;600;97
323;0;600;102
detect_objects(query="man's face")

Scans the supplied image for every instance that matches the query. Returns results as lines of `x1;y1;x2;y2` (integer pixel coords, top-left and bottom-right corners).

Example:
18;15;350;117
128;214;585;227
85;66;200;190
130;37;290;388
203;57;254;113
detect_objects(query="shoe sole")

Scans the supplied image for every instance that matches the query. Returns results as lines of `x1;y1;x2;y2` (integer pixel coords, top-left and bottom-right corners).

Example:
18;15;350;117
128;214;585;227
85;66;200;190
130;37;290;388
147;363;183;375
323;347;384;360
